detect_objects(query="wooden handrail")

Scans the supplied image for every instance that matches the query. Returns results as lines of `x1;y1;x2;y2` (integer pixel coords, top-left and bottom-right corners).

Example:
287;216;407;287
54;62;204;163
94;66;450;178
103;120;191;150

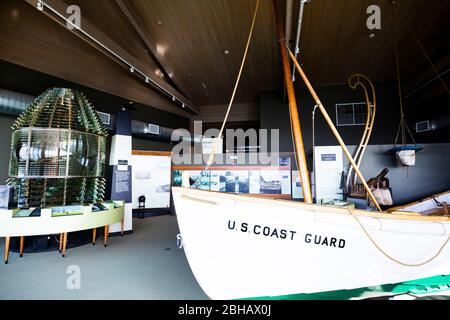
272;0;313;204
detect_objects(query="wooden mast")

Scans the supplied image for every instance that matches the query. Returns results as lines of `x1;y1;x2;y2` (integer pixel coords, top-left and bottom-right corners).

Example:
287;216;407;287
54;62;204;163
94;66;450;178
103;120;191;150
272;0;313;204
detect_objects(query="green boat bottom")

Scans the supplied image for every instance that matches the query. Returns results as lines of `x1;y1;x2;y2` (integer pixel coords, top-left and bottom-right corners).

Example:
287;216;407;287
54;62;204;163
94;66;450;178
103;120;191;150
243;275;450;300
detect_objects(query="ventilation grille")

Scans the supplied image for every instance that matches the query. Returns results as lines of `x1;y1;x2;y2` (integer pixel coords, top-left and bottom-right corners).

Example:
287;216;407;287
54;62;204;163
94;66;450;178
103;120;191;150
416;121;430;133
148;124;160;135
96;111;111;125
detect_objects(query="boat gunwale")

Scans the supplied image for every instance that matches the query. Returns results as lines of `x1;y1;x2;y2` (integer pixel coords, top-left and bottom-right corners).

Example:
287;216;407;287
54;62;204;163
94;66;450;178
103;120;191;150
173;187;450;222
388;190;450;212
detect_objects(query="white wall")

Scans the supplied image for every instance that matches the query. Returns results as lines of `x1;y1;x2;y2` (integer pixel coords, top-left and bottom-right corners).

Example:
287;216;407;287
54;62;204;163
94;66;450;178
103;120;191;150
131;155;171;209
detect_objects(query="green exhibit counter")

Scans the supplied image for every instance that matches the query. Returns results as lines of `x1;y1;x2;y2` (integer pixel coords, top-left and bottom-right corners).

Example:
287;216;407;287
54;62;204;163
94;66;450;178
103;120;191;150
0;201;125;264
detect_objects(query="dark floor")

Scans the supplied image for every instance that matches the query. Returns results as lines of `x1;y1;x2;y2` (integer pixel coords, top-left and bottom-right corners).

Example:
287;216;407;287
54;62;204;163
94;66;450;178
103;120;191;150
0;216;208;300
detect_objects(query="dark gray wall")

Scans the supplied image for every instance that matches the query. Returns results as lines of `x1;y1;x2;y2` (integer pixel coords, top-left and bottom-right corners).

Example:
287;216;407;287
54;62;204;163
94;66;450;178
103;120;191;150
260;82;401;154
0;60;191;153
346;144;450;205
133;138;175;151
0;61;191;129
0;61;191;185
260;85;450;204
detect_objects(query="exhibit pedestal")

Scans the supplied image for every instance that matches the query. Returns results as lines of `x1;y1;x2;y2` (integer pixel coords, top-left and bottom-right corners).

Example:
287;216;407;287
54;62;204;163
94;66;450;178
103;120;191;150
0;202;124;263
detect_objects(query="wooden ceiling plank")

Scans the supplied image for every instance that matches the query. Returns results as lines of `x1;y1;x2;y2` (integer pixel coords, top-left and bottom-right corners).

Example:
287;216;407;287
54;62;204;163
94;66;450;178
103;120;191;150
24;0;199;114
1;0;192;118
114;0;193;104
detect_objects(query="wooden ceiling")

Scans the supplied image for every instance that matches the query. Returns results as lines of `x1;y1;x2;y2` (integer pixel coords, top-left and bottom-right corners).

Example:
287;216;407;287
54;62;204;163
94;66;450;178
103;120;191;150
65;0;449;106
296;0;450;88
2;0;449;115
66;0;280;107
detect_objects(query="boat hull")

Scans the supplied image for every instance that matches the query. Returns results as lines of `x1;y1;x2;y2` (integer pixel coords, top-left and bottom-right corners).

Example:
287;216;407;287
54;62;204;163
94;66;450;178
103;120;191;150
172;187;450;300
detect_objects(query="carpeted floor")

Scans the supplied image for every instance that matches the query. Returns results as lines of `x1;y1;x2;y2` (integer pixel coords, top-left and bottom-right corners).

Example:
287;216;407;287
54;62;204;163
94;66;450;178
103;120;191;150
0;216;208;300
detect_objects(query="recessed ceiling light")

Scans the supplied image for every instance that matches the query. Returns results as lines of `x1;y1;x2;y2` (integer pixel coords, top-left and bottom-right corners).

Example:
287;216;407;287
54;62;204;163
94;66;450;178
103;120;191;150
224;50;230;55
11;9;19;19
156;44;167;56
156;21;163;27
154;69;164;78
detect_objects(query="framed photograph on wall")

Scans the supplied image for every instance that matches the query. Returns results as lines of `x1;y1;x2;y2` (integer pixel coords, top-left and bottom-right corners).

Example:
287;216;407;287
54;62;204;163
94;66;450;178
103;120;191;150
260;170;282;195
237;171;249;194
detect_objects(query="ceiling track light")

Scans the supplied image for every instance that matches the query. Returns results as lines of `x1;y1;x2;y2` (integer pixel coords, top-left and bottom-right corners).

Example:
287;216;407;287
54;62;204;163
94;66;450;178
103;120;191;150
37;0;44;11
34;1;192;114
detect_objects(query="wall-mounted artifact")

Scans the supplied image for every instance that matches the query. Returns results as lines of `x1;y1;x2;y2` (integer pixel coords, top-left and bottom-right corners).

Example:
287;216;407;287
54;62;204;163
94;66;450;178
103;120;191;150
7;88;108;208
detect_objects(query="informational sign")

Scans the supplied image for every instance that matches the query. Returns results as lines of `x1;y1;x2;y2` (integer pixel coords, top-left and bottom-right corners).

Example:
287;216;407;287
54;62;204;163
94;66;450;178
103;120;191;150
202;138;223;155
249;171;261;194
131;155;171;209
321;154;337;162
279;157;291;167
110;166;132;203
118;160;129;171
292;171;302;199
314;146;344;204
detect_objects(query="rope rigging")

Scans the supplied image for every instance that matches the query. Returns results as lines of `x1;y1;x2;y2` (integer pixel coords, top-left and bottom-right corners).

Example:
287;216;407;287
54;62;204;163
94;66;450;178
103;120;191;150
394;43;416;148
205;0;261;169
407;25;450;96
191;0;260;189
288;49;449;268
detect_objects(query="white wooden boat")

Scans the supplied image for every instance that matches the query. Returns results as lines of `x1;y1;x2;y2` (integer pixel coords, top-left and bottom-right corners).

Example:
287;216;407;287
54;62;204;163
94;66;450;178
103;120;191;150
173;188;450;300
390;191;450;216
172;0;450;300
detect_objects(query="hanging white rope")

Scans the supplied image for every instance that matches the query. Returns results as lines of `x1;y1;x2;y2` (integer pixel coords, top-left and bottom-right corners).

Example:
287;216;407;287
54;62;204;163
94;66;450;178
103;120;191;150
205;0;261;169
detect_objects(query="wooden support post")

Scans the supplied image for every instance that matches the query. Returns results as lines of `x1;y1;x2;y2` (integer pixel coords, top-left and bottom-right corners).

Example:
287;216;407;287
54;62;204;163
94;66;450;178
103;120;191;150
4;237;10;264
121;220;124;236
20;236;25;258
92;228;97;245
59;233;63;252
273;0;313;204
104;225;109;247
62;233;68;257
